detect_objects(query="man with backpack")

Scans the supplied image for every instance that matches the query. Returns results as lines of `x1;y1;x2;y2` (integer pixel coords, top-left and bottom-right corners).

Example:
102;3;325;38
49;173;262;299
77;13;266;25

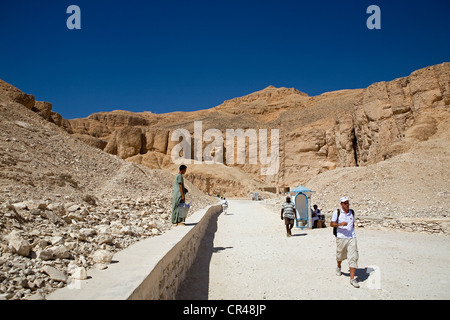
330;196;360;288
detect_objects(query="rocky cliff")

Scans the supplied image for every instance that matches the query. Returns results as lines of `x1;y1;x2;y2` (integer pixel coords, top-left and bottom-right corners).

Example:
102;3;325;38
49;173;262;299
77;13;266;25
62;63;449;196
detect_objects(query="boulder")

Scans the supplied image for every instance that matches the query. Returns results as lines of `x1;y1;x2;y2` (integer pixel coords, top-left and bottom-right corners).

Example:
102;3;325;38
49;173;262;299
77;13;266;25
69;267;88;280
7;231;30;257
36;249;53;261
42;266;68;283
91;250;113;264
49;245;71;259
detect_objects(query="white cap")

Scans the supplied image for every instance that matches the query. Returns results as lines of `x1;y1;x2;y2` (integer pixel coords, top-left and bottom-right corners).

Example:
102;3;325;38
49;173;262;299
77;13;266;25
340;196;349;203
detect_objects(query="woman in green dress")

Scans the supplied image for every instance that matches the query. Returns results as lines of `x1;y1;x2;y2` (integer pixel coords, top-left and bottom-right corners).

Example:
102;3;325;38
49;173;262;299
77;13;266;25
171;165;188;225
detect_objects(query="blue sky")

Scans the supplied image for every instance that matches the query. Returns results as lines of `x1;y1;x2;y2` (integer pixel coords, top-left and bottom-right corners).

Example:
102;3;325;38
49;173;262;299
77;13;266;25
0;0;449;119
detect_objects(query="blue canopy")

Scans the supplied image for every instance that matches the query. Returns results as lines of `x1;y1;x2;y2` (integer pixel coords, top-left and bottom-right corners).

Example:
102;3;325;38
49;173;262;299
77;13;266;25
290;185;314;193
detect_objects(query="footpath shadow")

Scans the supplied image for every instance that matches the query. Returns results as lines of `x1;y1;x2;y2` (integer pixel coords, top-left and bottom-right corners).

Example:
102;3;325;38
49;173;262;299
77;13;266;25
291;233;307;237
340;267;371;283
175;210;231;300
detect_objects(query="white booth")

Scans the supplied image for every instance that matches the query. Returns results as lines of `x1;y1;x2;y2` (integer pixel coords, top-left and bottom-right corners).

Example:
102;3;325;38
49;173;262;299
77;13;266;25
290;185;315;230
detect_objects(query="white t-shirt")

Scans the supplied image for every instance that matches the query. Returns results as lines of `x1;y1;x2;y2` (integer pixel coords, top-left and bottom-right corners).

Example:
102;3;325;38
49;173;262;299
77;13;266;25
222;200;228;207
312;209;320;221
331;209;356;239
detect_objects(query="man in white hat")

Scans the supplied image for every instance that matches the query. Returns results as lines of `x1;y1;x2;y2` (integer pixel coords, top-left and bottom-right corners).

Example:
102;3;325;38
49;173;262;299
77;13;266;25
330;196;359;288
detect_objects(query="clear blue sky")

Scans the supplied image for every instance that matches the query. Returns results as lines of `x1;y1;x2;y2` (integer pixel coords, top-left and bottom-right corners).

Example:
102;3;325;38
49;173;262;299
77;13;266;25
1;0;449;119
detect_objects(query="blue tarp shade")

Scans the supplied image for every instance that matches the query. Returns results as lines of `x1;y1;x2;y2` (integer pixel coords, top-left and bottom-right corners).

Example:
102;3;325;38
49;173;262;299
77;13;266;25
291;185;314;193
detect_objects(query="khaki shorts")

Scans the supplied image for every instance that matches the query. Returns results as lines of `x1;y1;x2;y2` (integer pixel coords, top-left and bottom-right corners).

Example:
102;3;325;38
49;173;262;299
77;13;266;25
336;238;359;268
284;217;294;226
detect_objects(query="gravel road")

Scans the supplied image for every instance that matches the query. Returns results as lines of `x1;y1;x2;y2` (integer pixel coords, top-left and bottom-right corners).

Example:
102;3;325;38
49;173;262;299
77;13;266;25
176;200;450;300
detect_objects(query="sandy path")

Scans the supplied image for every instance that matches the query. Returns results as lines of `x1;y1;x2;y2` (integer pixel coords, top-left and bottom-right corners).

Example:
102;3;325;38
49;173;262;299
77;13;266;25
176;200;450;300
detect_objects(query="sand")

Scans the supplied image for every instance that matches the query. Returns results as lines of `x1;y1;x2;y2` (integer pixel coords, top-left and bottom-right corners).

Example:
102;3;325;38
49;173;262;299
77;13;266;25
176;200;450;300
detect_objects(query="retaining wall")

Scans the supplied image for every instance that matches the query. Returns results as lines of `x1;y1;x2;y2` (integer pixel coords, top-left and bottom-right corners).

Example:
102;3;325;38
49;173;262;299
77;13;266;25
47;204;222;300
325;215;450;234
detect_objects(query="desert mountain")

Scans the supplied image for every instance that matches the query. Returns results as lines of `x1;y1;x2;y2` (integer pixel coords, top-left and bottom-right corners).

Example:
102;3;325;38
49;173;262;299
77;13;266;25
62;63;449;200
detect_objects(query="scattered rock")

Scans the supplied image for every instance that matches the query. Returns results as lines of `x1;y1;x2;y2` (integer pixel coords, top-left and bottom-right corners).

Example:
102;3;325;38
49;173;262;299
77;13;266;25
36;249;53;261
49;245;70;259
42;266;68;283
6;231;30;257
69;267;88;280
91;250;113;264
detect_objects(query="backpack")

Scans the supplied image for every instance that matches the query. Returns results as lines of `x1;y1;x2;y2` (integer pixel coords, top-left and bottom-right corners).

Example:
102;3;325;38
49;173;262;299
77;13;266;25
333;209;355;237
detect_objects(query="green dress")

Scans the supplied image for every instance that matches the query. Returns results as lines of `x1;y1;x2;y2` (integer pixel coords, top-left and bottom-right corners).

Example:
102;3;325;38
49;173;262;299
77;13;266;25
171;173;185;224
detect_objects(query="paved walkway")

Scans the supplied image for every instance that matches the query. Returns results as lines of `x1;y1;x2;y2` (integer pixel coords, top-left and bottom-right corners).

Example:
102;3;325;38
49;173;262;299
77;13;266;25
176;200;450;300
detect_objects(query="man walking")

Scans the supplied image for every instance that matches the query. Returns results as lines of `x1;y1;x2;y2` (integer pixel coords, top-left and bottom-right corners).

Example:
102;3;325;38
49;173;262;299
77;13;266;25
281;196;296;237
221;197;228;215
330;196;360;288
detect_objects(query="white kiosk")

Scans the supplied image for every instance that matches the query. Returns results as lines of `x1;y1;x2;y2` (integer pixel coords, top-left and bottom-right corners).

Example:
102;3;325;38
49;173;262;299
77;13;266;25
290;185;315;230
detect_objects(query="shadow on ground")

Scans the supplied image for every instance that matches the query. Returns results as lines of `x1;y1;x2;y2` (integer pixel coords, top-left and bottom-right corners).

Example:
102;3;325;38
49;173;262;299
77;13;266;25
175;210;232;300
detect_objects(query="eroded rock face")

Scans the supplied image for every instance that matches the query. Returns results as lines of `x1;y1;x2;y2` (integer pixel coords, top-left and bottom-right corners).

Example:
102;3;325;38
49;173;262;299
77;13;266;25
352;63;449;166
2;63;449;195
60;63;449;194
104;126;143;159
0;79;35;110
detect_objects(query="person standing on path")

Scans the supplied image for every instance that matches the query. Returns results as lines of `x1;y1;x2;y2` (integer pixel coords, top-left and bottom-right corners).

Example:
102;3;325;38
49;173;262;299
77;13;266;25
171;165;188;226
330;196;360;288
221;197;228;215
281;196;296;237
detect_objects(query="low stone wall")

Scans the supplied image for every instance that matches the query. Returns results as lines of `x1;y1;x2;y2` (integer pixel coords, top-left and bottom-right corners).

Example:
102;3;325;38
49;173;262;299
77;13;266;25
325;215;450;234
47;204;222;300
129;205;222;300
355;216;450;234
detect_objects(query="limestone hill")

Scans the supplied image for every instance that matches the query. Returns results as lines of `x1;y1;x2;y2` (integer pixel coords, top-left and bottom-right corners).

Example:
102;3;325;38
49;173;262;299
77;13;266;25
62;63;449;200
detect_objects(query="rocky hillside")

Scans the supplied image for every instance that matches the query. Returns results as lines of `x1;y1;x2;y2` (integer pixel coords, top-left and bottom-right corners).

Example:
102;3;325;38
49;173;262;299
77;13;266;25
260;114;450;233
63;63;449;197
0;80;215;300
306;110;450;219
